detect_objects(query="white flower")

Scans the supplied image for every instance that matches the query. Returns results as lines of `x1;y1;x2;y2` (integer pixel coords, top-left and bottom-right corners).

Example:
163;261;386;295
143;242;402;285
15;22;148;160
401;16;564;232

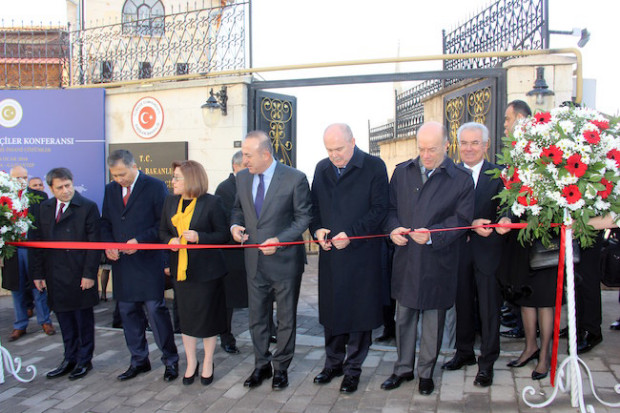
511;202;525;217
559;120;575;135
529;204;542;215
594;199;611;211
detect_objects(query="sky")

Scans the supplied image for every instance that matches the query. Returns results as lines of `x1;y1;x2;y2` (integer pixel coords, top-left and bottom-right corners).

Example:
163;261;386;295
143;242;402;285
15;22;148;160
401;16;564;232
3;0;619;179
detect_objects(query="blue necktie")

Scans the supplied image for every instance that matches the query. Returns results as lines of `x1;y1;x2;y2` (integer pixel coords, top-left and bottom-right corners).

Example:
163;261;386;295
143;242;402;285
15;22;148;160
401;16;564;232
255;174;265;218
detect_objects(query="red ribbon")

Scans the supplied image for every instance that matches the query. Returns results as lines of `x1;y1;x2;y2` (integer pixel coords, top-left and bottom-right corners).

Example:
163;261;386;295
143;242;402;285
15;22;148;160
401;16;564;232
550;224;567;387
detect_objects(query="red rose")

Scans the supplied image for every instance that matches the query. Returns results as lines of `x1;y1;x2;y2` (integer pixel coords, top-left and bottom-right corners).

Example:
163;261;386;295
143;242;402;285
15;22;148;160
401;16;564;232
584;130;600;144
598;178;614;199
607;149;620;168
565;153;587;177
517;186;537;206
562;184;582;204
591;120;610;130
534;112;551;124
540;145;564;165
502;168;521;190
0;196;13;209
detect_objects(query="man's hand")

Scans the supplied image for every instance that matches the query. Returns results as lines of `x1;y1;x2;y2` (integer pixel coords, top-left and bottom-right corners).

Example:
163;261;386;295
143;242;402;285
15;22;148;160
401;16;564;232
124;238;138;255
34;279;46;291
390;227;411;246
182;230;199;243
168;237;181;252
472;218;493;237
105;248;120;261
81;278;95;290
164;267;171;276
331;232;350;250
259;237;279;256
315;228;331;251
496;217;512;235
411;228;430;245
231;225;248;243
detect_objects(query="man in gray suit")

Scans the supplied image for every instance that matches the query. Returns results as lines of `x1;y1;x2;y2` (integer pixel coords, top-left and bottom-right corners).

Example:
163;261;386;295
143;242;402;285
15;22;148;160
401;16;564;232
231;130;312;391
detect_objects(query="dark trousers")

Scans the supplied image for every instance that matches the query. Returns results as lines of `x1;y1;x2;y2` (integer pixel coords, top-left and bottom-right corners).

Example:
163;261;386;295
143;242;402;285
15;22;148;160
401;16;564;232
455;245;502;371
118;298;179;367
324;327;372;377
56;307;95;365
576;235;603;335
247;272;301;371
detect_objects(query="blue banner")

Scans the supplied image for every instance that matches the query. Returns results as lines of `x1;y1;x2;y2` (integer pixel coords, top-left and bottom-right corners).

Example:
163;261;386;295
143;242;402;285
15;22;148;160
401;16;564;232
0;89;106;209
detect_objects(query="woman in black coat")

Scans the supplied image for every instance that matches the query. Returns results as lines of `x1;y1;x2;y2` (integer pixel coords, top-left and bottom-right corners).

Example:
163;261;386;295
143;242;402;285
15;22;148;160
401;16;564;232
159;160;229;385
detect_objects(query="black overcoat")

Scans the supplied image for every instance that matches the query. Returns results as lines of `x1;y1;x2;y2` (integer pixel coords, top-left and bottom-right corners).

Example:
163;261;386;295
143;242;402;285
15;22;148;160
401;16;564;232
1;188;47;291
214;173;248;308
310;148;389;334
386;156;474;310
100;172;167;302
31;191;100;312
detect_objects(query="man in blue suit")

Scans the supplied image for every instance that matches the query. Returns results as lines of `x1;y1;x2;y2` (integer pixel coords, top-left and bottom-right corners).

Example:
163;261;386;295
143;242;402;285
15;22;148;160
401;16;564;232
101;150;179;382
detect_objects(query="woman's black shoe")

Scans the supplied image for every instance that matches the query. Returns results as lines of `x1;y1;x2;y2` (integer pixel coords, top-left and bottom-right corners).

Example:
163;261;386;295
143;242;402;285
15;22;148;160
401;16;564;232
507;349;539;368
201;363;214;385
531;369;548;380
183;362;199;385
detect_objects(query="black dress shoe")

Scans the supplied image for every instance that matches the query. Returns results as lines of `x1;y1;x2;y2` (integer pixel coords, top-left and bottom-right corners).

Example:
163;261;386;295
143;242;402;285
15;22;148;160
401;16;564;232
68;362;92;380
531;369;548;380
46;359;76;379
201;363;214;386
313;367;344;384
611;319;620;331
374;331;395;342
339;375;360;393
117;362;152;381
183;362;199;385
473;370;493;387
269;335;277;344
418;377;435;395
441;354;477;370
272;370;288;390
577;331;603;354
244;365;273;388
507;349;539;368
380;372;414;390
164;363;179;382
222;343;240;354
500;327;525;339
559;326;569;338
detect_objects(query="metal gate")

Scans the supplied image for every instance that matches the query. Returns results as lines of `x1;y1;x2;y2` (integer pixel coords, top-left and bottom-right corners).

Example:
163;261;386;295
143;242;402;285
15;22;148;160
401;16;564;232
251;90;297;167
444;78;498;162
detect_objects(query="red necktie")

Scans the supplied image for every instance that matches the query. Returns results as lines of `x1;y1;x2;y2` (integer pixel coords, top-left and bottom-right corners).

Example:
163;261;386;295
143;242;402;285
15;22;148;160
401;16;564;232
123;186;131;206
56;202;65;223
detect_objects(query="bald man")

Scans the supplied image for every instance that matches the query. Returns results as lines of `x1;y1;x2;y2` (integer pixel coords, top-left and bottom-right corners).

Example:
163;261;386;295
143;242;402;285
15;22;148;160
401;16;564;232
381;122;474;395
1;166;54;341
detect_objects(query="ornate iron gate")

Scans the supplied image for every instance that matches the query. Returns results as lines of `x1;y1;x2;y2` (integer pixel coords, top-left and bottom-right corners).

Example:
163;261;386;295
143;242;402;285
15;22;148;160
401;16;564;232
252;90;297;167
444;78;498;162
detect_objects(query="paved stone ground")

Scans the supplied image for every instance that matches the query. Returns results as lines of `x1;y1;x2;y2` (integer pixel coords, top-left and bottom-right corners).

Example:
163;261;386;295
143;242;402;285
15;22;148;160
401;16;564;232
1;254;620;412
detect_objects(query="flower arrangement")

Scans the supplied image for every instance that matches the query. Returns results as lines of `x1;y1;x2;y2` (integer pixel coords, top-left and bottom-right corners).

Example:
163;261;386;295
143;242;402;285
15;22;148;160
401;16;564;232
0;171;33;259
493;106;620;247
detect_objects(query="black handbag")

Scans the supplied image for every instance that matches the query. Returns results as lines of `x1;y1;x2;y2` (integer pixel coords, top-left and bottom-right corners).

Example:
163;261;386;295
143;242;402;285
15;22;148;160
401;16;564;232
529;238;581;270
600;230;620;287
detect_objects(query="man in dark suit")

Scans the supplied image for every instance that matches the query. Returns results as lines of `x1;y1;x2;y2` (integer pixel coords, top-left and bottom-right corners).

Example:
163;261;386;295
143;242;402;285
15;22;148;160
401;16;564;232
310;123;389;393
231;130;312;390
32;167;100;380
100;150;179;382
441;122;508;387
2;166;55;341
215;150;248;354
381;121;474;395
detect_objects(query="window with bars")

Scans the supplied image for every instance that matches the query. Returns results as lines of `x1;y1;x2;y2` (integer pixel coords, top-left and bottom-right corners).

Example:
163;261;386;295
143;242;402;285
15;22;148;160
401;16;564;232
122;0;165;36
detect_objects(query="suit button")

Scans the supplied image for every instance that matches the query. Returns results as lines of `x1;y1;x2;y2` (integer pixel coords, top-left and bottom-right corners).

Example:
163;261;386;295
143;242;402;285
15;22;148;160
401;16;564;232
121;217;126;221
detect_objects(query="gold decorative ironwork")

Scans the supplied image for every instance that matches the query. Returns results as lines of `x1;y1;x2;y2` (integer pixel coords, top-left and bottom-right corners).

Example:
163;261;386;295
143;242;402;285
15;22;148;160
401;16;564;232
467;87;492;124
260;97;294;166
445;96;465;160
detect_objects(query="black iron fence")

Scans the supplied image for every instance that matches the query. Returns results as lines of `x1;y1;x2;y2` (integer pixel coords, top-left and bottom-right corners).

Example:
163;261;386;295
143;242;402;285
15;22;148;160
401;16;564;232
0;1;248;88
369;0;547;155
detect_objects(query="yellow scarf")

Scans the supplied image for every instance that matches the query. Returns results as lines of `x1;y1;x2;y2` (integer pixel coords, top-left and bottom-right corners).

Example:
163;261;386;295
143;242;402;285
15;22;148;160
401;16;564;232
170;197;196;281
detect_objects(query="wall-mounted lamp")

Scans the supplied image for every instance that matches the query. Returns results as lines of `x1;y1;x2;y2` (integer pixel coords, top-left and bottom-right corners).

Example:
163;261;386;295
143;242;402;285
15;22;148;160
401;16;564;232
201;86;228;116
549;27;590;48
526;67;555;109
